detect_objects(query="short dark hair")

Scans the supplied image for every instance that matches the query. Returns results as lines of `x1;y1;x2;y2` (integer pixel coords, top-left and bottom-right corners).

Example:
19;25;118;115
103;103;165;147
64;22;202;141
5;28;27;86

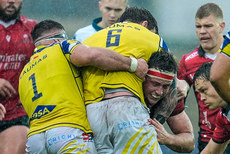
148;51;177;74
31;19;65;42
195;3;223;20
193;62;213;82
119;7;158;34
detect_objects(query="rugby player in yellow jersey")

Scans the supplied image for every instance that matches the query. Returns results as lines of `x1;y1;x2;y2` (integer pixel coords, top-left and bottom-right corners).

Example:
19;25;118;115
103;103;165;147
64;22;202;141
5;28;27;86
18;19;148;154
82;7;170;153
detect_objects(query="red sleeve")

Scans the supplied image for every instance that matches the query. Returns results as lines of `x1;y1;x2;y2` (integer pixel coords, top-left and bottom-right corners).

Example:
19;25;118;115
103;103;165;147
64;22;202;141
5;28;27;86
177;55;186;80
212;111;230;143
170;100;184;116
177;55;193;86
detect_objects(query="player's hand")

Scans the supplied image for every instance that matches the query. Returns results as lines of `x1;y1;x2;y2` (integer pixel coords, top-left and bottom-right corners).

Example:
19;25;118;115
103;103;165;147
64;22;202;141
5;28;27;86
0;103;6;121
177;78;189;101
151;118;170;145
135;58;148;80
0;78;16;98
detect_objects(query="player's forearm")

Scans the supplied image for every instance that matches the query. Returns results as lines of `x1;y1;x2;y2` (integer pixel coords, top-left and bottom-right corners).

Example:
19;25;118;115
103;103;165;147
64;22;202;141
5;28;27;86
200;139;229;154
89;47;131;71
164;133;195;153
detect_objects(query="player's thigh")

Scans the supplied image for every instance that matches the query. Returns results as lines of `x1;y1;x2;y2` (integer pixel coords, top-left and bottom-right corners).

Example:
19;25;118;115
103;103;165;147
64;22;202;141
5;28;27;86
86;101;113;153
108;96;162;154
0;125;28;153
86;102;107;133
26;132;48;154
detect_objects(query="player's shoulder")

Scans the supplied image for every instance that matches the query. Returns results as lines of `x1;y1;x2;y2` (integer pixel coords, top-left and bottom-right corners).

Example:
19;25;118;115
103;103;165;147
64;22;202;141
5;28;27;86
73;24;97;42
19;15;37;30
181;46;201;62
76;24;96;35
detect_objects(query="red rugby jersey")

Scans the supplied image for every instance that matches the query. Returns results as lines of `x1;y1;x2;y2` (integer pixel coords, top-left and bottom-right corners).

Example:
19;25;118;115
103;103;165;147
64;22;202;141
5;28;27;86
212;109;230;143
0;15;37;121
177;46;221;142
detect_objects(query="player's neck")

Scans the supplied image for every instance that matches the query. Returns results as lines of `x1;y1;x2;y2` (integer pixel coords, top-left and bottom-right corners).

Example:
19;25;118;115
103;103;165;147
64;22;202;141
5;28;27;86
97;21;107;29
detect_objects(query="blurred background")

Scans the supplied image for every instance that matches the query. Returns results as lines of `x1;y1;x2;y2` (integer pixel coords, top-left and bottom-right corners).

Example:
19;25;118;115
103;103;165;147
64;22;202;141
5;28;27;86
21;0;230;153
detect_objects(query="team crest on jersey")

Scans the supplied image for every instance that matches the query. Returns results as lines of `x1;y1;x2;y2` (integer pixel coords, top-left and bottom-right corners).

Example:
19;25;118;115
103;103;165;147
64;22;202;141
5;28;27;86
6;35;11;42
31;105;56;120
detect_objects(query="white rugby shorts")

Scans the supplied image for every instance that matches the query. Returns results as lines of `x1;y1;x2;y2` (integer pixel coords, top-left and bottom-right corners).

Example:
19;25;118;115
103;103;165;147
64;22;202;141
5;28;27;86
26;126;97;154
86;96;162;154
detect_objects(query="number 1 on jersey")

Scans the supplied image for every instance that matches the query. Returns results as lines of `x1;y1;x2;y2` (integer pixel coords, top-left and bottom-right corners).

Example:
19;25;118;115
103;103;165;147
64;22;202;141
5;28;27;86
29;73;43;102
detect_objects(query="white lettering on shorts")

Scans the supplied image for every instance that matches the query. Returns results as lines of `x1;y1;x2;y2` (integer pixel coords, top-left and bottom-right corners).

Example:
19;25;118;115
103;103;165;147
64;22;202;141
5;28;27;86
117;120;143;131
48;134;77;146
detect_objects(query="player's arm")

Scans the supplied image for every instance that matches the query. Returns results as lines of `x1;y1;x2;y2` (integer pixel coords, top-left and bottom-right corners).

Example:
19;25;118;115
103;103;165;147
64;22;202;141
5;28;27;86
0;103;6;120
177;78;190;101
177;55;191;101
70;44;148;79
210;52;230;104
152;111;195;153
200;138;229;154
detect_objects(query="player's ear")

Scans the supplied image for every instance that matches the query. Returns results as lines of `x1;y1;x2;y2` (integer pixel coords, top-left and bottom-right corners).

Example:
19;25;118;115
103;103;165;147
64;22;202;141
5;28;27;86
98;1;102;11
140;21;148;28
219;21;225;33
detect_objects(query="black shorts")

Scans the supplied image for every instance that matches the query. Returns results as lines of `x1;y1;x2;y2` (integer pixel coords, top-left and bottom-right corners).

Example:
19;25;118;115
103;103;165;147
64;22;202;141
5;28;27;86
0;116;29;133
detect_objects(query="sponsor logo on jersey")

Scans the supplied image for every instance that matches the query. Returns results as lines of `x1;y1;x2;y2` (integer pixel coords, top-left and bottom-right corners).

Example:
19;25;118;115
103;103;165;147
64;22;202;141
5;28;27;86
0;54;27;70
109;23;141;31
20;54;47;79
185;52;198;61
31;105;55;120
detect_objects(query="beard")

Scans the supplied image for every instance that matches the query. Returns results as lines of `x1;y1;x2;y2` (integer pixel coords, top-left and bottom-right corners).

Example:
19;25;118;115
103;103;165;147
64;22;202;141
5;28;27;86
0;3;21;22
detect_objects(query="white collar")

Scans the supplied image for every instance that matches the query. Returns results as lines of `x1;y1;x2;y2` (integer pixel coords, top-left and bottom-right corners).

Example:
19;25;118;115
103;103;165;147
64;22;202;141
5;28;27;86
0;19;16;28
204;52;218;60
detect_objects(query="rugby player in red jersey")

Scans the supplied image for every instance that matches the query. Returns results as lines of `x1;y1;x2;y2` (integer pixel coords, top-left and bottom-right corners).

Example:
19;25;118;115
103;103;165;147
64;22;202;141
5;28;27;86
194;62;230;154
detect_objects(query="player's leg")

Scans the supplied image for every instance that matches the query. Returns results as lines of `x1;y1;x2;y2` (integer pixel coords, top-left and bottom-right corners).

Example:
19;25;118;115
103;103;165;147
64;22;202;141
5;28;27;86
86;101;113;153
108;96;162;154
0;116;29;154
0;126;28;154
26;132;48;154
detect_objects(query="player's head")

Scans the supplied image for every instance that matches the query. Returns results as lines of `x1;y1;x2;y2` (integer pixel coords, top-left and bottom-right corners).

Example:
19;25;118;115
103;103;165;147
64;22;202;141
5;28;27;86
31;19;68;47
143;51;177;108
98;0;128;28
195;3;225;53
0;0;22;22
119;6;158;34
194;62;227;110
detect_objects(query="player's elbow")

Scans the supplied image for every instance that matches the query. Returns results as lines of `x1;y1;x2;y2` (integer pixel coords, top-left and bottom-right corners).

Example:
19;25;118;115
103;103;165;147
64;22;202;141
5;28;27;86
186;138;195;153
179;133;195;153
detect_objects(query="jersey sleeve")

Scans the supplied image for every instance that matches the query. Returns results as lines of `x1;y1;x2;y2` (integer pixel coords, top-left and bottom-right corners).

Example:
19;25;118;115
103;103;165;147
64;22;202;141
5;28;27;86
212;111;230;144
220;31;230;57
170;100;185;117
177;55;188;80
60;40;81;62
159;37;169;51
